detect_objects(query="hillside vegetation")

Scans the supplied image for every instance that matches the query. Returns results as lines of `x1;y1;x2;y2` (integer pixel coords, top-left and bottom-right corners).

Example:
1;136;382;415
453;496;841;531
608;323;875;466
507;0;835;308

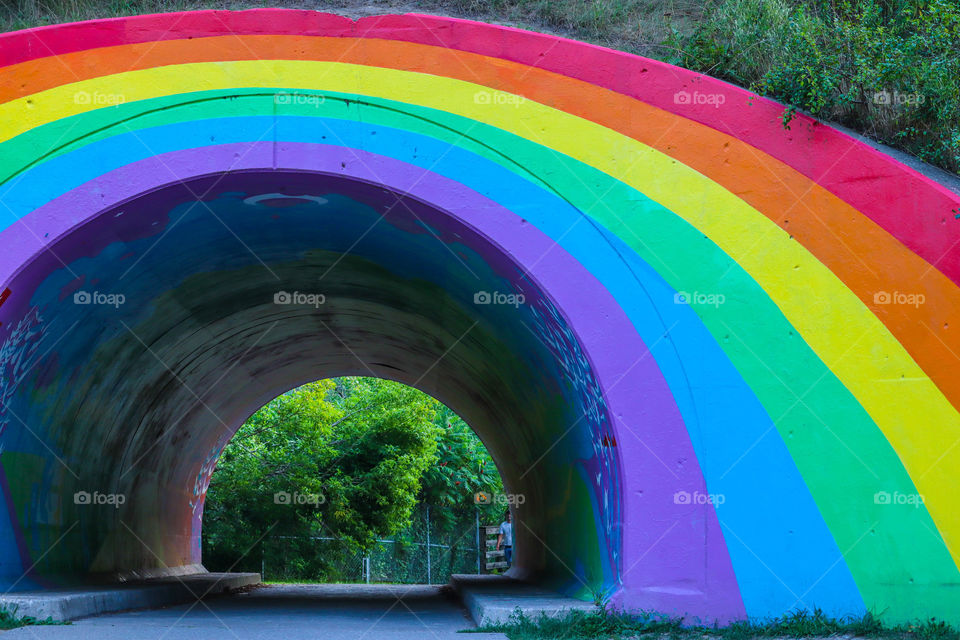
3;0;958;175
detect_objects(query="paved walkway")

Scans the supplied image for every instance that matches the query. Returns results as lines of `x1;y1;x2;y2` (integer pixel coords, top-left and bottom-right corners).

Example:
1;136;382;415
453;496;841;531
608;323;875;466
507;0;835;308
4;584;508;640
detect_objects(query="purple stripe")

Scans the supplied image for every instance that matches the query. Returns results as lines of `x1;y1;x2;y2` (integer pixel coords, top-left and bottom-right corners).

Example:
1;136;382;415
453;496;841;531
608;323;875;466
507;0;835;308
1;141;745;620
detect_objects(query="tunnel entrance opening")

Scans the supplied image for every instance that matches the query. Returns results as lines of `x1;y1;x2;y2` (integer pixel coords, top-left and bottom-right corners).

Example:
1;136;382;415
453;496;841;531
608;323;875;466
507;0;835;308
0;167;632;609
200;375;511;586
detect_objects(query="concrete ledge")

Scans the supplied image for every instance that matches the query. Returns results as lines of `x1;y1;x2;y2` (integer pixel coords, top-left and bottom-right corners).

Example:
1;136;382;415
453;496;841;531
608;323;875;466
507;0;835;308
450;574;597;627
0;572;260;622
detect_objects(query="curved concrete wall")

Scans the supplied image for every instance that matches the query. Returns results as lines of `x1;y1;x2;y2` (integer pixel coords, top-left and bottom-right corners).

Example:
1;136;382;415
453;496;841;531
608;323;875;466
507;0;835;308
0;9;959;624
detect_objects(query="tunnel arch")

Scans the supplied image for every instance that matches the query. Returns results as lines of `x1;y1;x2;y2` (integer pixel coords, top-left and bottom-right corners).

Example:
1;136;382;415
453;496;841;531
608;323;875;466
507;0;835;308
0;9;959;625
1;162;647;595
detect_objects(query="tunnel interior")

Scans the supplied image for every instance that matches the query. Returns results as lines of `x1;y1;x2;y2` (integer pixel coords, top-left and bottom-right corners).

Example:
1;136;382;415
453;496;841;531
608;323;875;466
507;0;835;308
0;170;621;597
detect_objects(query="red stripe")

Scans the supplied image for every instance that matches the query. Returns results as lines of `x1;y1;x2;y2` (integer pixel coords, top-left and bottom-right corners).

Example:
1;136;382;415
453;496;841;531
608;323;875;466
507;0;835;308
1;9;958;283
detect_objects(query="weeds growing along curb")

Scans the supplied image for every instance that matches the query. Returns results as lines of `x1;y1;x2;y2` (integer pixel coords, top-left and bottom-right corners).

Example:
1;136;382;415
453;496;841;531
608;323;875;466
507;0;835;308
465;607;960;640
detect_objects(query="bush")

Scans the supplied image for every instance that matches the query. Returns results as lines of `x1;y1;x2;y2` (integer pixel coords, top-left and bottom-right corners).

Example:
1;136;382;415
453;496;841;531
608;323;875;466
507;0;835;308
669;0;960;174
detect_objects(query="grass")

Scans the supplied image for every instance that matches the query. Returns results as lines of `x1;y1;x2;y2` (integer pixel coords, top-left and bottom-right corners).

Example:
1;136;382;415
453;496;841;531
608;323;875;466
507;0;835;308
0;0;702;61
262;578;360;584
0;606;68;630
0;0;957;176
663;0;960;174
466;608;960;640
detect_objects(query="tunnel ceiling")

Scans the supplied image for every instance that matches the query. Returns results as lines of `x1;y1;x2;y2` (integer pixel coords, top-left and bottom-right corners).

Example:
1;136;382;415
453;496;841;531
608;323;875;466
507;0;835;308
1;9;960;626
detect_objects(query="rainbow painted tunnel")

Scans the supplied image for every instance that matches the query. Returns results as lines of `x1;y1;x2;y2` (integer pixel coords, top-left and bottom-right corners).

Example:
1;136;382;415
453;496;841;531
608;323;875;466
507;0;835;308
1;9;960;625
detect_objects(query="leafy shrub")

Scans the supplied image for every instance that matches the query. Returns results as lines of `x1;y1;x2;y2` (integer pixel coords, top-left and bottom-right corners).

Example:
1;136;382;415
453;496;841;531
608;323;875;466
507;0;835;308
670;0;960;174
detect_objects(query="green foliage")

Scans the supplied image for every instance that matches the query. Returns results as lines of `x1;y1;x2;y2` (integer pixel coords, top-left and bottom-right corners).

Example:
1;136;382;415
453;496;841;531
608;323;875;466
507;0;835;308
469;607;960;640
203;376;505;581
669;0;960;173
911;618;960;640
469;608;680;640
400;405;506;582
3;0;955;174
203;377;444;572
324;377;443;549
0;608;65;629
421;404;503;526
663;0;793;87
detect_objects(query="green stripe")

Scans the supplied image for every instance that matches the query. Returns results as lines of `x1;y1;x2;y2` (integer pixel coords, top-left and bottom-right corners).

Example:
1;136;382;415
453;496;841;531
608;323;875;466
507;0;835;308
2;90;958;620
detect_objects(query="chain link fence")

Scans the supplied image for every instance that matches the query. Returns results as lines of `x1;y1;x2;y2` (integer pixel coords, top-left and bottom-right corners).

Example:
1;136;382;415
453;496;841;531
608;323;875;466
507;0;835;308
261;536;481;584
259;508;500;584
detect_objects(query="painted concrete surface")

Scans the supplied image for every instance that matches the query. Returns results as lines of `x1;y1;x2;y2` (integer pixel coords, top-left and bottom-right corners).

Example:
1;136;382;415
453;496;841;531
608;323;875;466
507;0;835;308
0;572;260;622
3;584;507;639
1;9;960;626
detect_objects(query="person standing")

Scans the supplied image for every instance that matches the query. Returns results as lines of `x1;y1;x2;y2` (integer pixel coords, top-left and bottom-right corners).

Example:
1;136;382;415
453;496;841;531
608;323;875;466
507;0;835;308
496;510;513;565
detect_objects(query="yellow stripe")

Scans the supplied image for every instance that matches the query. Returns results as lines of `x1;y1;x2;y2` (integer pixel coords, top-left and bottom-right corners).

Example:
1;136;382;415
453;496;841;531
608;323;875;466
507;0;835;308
3;60;959;565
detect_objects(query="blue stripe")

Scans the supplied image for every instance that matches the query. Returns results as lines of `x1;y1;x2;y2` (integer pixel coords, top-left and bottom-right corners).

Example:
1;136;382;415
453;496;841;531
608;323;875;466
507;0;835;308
0;110;865;618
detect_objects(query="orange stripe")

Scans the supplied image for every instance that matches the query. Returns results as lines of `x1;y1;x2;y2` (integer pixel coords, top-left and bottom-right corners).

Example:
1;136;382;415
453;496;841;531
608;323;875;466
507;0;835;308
2;34;959;412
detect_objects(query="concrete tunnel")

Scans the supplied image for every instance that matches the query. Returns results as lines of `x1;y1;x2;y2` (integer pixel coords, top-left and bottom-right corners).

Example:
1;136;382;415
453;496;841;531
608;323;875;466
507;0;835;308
1;9;960;626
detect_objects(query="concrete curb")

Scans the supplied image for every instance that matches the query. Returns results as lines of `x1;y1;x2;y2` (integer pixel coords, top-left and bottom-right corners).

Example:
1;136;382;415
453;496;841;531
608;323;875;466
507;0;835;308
450;574;597;627
0;572;260;621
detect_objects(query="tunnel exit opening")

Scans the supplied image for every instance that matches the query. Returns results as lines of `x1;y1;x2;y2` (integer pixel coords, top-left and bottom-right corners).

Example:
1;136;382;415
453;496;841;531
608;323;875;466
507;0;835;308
200;375;514;586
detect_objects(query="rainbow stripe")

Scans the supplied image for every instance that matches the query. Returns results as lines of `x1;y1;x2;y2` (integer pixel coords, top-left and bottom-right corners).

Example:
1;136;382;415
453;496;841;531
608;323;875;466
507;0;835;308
1;10;959;624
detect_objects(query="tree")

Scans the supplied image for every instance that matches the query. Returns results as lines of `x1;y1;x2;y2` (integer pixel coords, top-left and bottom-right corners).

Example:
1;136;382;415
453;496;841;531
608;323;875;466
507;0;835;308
202;377;442;574
412;405;506;579
420;404;504;530
202;377;507;581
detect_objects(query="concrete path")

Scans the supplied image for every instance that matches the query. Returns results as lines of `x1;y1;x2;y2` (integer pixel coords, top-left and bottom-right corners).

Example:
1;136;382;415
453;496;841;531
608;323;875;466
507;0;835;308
0;572;261;622
3;584;508;639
